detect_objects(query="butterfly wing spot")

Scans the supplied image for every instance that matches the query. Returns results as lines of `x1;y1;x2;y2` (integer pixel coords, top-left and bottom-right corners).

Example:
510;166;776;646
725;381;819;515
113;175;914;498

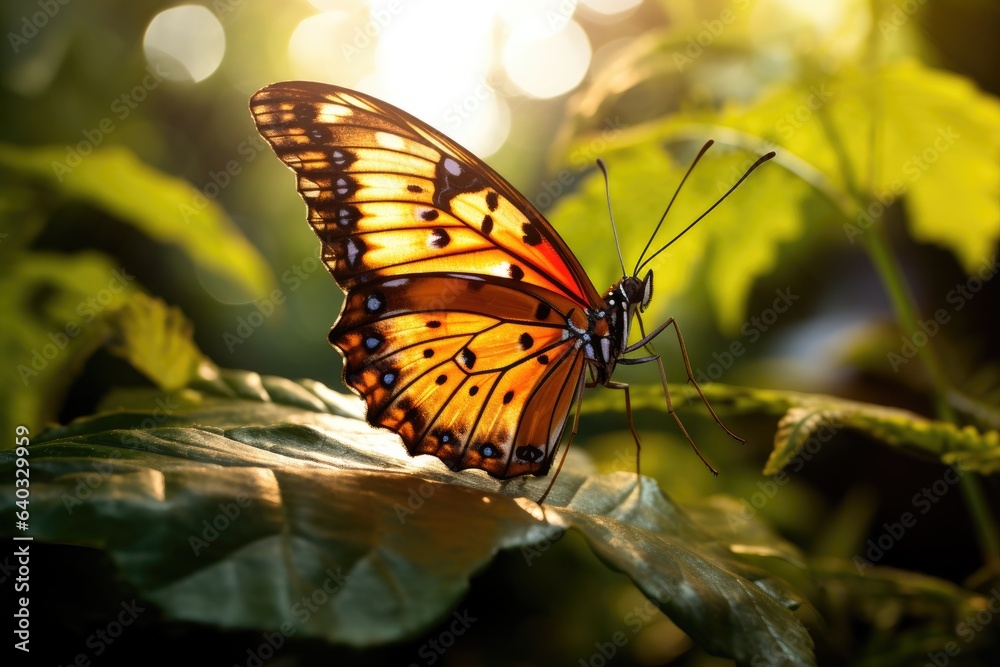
521;221;542;246
344;238;365;267
508;264;525;281
535;303;551;320
330;148;356;169
309;127;333;142
485;191;499;212
420;209;439;221
423;348;434;358
327;204;361;228
381;370;398;387
427;319;441;328
479;443;499;458
468;385;479;396
460;348;477;371
430;429;465;467
518;332;534;350
435;374;448;385
516;445;544;463
365;292;386;314
481;214;494;235
428;228;451;249
407;184;423;193
503;390;515;405
537;354;549;365
443;157;462;176
364;333;383;351
334;176;355;198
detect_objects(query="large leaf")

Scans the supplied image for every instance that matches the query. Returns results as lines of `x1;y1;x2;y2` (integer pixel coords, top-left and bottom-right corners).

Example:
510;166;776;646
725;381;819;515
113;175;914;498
0;368;815;665
0;143;274;299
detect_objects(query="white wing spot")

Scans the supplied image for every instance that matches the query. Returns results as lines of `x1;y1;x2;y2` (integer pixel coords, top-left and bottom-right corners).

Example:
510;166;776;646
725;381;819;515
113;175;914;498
346;239;360;266
443;157;462;176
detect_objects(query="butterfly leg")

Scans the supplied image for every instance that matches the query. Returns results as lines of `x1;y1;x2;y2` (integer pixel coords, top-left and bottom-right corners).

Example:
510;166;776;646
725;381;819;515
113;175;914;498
619;352;719;475
623;317;745;445
538;369;590;504
602;380;644;490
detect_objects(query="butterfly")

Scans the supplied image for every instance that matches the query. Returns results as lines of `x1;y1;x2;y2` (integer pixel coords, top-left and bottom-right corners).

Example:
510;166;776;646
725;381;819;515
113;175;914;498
250;82;773;499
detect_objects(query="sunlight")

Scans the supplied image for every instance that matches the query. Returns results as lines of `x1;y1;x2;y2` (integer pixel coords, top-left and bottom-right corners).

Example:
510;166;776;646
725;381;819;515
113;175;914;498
371;0;508;156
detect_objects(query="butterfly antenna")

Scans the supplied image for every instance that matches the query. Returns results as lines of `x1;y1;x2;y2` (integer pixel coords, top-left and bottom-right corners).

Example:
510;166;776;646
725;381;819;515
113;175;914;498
636;150;776;274
596;158;628;278
633;140;715;275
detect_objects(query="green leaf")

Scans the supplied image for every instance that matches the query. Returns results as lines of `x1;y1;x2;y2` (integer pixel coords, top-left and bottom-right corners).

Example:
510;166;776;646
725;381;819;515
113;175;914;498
0;251;134;441
106;292;207;391
692;60;1000;271
1;368;815;665
0;143;274;299
587;383;1000;475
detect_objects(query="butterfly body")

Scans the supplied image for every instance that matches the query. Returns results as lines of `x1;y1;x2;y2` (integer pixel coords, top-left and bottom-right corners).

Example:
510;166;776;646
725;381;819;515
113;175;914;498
251;81;748;489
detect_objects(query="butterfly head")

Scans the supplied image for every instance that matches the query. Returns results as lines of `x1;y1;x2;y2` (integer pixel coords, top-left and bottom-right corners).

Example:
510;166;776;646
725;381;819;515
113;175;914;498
618;270;654;314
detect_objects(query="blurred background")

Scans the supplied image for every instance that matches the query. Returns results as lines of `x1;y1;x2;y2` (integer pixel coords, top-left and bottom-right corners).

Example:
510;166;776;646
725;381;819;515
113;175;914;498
2;0;999;665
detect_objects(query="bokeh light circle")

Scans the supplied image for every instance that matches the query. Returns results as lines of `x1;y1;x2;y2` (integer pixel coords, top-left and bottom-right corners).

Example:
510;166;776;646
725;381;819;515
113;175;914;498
143;5;226;83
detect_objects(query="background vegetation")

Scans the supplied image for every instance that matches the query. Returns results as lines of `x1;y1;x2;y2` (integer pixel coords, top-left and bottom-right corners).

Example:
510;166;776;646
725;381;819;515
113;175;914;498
1;0;998;665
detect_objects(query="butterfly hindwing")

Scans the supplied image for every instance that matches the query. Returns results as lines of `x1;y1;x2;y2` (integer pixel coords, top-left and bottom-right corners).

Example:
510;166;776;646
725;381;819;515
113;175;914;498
330;273;587;477
250;82;602;308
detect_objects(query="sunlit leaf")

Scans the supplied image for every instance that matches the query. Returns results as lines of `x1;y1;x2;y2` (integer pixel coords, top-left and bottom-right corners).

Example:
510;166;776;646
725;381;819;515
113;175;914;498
698;60;1000;271
0;368;816;665
106;292;207;391
0;143;274;298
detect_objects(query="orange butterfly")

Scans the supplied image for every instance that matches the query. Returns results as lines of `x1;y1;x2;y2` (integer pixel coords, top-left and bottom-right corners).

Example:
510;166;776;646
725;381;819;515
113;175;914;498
250;82;772;499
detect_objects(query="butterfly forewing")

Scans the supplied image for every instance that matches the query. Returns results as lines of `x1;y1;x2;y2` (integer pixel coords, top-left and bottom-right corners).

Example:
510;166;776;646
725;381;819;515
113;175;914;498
250;81;603;478
250;82;601;307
